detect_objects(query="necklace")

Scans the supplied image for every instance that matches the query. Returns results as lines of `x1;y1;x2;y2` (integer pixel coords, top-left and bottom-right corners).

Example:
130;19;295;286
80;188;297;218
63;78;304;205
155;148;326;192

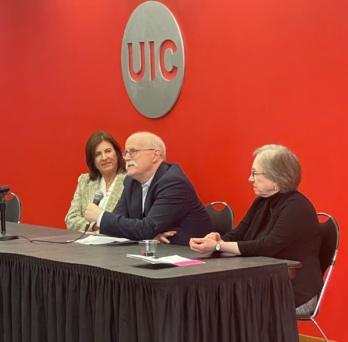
101;175;118;202
105;176;116;186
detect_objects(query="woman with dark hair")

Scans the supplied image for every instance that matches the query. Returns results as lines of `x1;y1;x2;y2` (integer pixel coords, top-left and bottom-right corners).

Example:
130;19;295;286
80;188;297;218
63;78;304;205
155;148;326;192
190;144;323;315
65;131;126;232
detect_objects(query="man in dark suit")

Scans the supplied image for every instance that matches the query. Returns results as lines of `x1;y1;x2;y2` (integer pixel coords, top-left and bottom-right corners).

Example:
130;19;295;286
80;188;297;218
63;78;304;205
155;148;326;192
85;132;213;245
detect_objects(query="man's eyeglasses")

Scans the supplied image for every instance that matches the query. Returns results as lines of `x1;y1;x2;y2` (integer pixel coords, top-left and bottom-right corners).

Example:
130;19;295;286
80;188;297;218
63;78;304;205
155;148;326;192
251;170;266;178
122;149;155;158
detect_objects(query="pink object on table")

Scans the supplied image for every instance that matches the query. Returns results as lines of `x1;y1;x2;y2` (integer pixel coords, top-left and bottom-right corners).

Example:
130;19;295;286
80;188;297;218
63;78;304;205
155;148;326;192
174;260;205;266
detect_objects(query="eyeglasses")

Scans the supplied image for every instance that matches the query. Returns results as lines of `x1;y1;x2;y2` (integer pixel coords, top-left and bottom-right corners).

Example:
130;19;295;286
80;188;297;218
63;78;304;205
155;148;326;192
251;170;266;178
122;149;155;158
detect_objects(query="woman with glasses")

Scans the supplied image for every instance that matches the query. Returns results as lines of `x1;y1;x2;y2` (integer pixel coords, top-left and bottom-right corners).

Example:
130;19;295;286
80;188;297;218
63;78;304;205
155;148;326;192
65;131;126;232
190;144;323;314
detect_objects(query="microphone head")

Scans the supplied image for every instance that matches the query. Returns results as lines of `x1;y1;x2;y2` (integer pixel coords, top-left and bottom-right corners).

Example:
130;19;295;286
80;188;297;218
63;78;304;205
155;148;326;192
93;190;104;206
0;185;10;194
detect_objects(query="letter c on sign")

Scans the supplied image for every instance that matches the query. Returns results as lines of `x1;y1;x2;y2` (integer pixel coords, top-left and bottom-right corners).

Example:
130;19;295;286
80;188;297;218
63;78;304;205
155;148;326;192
160;40;178;81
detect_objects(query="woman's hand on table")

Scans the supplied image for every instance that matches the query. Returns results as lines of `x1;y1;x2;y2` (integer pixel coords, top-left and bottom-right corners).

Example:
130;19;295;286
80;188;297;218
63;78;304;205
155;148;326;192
205;232;221;241
189;236;217;253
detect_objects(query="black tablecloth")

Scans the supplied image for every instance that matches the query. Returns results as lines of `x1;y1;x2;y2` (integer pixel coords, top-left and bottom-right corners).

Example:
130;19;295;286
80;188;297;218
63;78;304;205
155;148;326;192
0;223;299;342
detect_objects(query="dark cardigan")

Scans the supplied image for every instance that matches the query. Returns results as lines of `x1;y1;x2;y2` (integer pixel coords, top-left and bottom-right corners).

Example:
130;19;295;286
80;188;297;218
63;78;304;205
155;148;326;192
223;191;323;307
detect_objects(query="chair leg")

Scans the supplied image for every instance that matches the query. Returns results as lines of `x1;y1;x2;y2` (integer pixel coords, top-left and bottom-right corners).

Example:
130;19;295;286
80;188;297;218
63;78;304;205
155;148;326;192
311;318;328;342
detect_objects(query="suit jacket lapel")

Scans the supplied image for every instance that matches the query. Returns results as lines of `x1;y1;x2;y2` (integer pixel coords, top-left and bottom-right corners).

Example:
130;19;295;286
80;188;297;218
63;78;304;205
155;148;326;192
105;173;126;212
143;162;169;216
130;181;143;219
87;177;100;203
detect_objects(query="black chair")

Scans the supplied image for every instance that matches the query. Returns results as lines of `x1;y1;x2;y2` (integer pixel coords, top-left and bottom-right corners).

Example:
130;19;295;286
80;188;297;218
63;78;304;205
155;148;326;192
205;201;234;235
5;192;22;223
296;212;339;341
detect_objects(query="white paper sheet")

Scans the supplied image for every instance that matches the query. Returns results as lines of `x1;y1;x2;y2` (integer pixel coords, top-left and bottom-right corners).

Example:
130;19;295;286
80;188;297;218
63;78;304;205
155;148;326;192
127;254;205;266
74;235;133;245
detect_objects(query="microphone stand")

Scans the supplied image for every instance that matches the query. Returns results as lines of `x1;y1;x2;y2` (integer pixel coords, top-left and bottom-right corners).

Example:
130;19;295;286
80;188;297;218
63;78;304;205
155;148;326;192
0;189;19;241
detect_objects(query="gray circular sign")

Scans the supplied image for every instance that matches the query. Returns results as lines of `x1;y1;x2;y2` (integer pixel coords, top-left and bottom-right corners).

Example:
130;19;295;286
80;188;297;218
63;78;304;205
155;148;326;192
121;1;185;119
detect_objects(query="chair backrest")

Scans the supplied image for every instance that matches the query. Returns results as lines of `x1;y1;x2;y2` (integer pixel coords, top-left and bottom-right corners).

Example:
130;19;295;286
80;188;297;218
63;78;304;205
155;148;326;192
317;212;339;276
311;212;339;317
5;192;22;223
205;201;234;235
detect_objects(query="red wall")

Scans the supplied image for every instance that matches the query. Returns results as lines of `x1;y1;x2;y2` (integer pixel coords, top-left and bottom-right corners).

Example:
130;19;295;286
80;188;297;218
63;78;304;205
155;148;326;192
1;0;347;340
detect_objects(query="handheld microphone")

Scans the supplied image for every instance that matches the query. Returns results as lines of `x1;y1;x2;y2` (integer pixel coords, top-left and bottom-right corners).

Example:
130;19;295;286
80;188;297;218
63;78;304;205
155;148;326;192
92;190;104;206
84;190;104;232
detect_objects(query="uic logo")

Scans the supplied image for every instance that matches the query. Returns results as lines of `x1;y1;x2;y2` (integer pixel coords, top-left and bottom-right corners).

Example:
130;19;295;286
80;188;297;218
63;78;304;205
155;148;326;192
121;1;185;119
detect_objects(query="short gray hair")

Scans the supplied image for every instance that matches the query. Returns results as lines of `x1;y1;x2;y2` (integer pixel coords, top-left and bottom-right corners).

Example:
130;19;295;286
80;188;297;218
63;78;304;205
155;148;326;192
253;144;301;192
146;133;166;160
130;132;166;160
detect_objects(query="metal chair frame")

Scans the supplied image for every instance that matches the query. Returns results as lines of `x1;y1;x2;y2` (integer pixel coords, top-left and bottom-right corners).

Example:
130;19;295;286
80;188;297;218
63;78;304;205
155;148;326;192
5;192;22;223
297;212;339;342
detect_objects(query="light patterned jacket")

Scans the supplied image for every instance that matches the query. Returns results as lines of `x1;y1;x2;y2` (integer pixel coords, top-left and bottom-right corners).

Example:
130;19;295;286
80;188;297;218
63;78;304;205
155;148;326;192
65;173;126;232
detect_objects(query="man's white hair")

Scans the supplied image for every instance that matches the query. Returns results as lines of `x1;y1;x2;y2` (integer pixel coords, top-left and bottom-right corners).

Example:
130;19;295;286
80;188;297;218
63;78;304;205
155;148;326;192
129;132;166;160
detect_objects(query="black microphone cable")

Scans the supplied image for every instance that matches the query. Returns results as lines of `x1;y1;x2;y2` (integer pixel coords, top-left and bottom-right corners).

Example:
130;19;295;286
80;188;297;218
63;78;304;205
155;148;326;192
16;190;105;245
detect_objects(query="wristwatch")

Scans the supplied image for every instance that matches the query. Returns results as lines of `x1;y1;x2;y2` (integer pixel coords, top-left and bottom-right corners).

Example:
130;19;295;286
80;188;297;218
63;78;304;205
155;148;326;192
215;240;222;251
